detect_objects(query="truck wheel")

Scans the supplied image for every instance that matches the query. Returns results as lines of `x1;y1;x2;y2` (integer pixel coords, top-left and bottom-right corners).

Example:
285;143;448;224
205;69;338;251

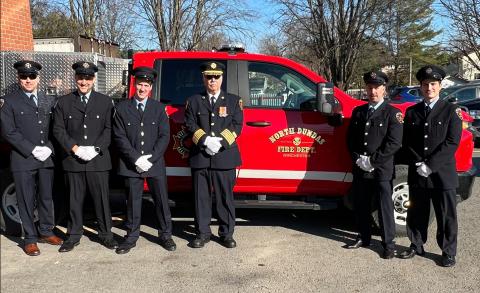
372;165;434;237
0;170;25;236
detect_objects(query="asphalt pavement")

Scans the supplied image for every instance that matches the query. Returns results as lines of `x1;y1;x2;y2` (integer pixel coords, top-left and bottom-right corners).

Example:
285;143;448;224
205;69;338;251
1;154;479;292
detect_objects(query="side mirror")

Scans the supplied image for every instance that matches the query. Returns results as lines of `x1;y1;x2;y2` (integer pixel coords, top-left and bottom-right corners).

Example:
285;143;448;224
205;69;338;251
316;82;334;114
447;96;458;103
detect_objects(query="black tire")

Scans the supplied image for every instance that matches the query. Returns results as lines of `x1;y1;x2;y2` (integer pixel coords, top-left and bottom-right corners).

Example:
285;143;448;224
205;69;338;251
372;165;434;237
0;169;23;236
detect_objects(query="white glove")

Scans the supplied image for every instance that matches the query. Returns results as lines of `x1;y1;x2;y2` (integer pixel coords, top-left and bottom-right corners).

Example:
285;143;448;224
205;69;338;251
415;162;432;177
135;154;153;173
204;136;223;154
84;146;99;160
205;148;215;156
74;146;92;161
32;146;52;162
356;155;374;172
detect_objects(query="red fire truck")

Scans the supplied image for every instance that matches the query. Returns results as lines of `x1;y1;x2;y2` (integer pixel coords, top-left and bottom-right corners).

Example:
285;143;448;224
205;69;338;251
1;45;476;236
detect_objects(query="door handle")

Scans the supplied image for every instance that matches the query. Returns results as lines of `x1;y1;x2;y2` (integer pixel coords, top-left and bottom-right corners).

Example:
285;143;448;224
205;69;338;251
246;121;271;127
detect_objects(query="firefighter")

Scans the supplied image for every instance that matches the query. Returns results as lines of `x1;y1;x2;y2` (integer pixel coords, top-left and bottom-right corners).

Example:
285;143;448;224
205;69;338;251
112;67;175;254
185;61;243;248
0;60;63;256
398;65;462;267
53;61;118;252
345;70;403;259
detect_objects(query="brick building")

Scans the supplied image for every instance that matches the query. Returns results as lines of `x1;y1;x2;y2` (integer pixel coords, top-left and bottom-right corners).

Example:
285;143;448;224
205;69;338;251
0;0;34;51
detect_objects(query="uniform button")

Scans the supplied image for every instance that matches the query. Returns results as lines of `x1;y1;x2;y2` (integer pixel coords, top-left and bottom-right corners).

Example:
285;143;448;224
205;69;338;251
211;122;215;126
69;115;72;119
38;120;42;124
83;125;87;128
85;115;87;118
366;122;369;126
424;147;428;150
424;122;428;126
40;140;44;144
84;135;88;140
36;111;38;114
141;141;144;145
211;113;215;117
364;132;368;136
363;152;367;155
140;122;144;127
141;150;144;154
211;132;215;136
424;135;428;138
141;132;144;136
364;142;368;145
40;131;43;134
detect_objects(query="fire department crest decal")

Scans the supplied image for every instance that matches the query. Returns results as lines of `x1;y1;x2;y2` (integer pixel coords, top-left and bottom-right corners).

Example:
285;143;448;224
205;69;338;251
455;108;463;120
293;137;301;146
396;112;404;123
172;126;191;159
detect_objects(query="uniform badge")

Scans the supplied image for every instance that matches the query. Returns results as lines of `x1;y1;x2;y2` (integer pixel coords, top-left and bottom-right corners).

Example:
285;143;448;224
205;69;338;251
83;62;90;68
239;99;243;110
455;108;463;120
0;98;4;108
395;112;404;124
25;62;32;68
370;72;377;79
426;67;432;74
219;106;227;117
211;62;217;69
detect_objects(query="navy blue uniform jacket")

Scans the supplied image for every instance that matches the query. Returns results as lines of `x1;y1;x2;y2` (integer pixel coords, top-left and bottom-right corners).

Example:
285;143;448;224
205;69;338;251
53;91;113;172
1;90;56;171
185;90;243;169
113;98;170;177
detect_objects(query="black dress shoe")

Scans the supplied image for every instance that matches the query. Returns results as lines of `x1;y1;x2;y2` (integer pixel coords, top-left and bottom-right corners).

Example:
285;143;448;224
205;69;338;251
220;237;236;248
189;236;210;248
101;237;119;250
58;240;80;253
159;238;176;251
398;246;425;259
345;239;369;249
115;242;136;254
382;249;397;259
441;254;456;267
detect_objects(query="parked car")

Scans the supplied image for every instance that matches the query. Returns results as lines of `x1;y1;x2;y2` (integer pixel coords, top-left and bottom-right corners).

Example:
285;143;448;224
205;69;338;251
388;86;422;103
458;99;480;146
440;83;480;103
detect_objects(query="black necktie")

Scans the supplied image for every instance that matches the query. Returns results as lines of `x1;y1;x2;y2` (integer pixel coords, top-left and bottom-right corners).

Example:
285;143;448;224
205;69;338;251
138;103;144;115
30;94;37;106
424;104;431;117
210;96;215;107
367;107;375;119
81;95;88;107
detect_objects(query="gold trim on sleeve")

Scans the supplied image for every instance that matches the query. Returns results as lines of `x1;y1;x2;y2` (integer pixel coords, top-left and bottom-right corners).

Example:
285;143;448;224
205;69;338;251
193;129;206;145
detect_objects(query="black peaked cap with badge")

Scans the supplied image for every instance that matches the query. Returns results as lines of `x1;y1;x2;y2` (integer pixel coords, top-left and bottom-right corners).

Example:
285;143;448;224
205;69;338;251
363;70;388;85
132;66;157;82
415;65;446;82
200;61;225;75
13;60;42;74
72;61;98;76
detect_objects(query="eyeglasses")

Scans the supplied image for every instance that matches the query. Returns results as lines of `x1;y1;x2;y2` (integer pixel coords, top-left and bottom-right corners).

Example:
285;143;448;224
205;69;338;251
19;74;38;80
205;75;222;80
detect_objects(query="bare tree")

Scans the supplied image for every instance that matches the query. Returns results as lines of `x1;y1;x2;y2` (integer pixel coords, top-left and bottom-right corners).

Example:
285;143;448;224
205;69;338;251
272;0;388;90
138;0;254;51
68;0;97;37
440;0;480;72
95;0;137;49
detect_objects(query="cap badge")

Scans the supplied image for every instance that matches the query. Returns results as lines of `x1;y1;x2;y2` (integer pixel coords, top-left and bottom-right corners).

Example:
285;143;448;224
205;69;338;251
211;63;217;69
426;68;432;74
370;72;377;78
83;62;90;68
25;62;31;68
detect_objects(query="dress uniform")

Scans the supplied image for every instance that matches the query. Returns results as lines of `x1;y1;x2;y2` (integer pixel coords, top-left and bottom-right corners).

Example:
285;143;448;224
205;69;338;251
53;61;118;252
346;71;403;259
113;67;176;254
185;62;243;248
0;60;63;255
399;65;462;267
